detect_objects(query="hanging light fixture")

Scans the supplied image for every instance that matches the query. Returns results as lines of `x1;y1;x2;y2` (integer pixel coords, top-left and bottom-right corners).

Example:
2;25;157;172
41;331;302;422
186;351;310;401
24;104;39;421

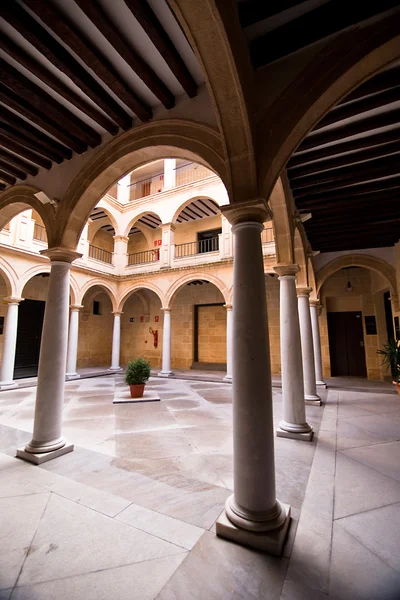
345;268;353;292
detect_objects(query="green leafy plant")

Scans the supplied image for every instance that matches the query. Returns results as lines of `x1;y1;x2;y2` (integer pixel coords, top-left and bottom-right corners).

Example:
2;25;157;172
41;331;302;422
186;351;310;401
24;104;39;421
125;357;151;386
377;339;400;382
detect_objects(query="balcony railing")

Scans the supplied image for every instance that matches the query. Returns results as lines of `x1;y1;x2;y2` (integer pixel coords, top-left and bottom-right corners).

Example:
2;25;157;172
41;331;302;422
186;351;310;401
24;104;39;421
33;223;47;243
175;237;219;258
89;244;113;264
128;249;160;266
174;162;213;187
261;227;274;244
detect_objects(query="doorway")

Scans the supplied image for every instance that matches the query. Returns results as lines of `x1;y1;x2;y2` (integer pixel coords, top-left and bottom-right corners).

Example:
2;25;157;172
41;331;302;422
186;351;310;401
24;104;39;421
14;299;45;379
327;311;367;377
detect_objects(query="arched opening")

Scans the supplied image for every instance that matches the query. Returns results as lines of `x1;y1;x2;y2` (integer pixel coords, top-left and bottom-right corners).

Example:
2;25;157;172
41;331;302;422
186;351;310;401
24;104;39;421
78;285;115;369
173;198;222;258
319;265;395;381
119;288;163;368
169;279;227;370
126;212;162;266
0;271;13;371
87;207;116;265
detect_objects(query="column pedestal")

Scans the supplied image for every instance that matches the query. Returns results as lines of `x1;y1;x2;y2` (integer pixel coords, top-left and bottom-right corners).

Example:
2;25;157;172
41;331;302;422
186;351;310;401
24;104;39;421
109;312;123;372
298;288;321;405
216;201;291;555
17;247;81;464
0;298;23;389
274;265;313;442
66;305;82;380
159;308;173;377
223;304;232;382
310;300;326;388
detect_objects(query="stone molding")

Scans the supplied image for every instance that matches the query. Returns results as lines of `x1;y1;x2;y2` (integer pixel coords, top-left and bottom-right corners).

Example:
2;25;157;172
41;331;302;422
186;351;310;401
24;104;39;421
221;199;269;226
40;247;82;264
296;286;313;297
273;263;299;278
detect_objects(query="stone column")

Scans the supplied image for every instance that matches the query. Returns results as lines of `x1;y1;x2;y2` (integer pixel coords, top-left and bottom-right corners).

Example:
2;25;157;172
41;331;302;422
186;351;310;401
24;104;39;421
117;174;131;203
216;199;290;555
159;308;173;377
163;158;176;189
310;300;326;387
113;235;129;273
17;247;81;464
109;312;123;371
160;223;175;268
274;265;313;441
297;288;321;405
0;297;23;389
66;305;82;380
223;304;233;382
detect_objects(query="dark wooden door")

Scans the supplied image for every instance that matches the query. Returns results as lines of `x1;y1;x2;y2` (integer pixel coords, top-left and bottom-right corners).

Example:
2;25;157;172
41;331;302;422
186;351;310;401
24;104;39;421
14;299;45;379
327;311;367;377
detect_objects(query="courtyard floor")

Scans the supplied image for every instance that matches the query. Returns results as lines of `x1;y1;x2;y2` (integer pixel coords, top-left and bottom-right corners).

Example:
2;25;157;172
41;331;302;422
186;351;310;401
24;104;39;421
0;376;399;599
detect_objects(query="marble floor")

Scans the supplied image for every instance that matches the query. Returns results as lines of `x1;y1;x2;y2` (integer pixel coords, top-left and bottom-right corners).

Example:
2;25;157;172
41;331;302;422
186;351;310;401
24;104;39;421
0;376;399;599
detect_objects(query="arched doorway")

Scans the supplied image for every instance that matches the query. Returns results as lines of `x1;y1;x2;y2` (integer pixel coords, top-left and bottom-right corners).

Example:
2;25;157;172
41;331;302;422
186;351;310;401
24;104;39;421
79;285;115;369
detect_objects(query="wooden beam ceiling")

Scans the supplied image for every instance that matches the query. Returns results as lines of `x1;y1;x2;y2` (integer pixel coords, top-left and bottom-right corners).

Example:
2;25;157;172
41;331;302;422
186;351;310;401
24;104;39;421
238;1;307;28
0;149;38;177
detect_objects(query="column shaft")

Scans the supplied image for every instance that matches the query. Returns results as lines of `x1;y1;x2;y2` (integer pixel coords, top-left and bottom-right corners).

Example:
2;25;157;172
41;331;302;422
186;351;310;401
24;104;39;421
310;302;326;387
159;309;172;376
0;299;22;388
298;289;321;404
275;268;313;441
66;307;81;379
110;313;122;371
223;305;233;382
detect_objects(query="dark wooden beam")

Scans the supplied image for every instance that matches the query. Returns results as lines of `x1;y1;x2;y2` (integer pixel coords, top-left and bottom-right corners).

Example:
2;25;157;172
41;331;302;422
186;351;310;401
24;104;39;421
1;106;70;161
0;58;100;149
0;83;87;155
237;1;307;28
288;140;400;178
0;136;51;170
314;236;399;251
74;0;175;109
124;0;197;98
0;160;27;181
0;170;16;186
293;167;400;198
250;0;400;67
0;126;63;164
22;0;152;122
0;33;118;136
288;129;400;168
337;66;400;104
305;210;400;230
295;175;400;203
290;154;400;188
0;149;38;177
0;2;132;130
314;86;400;131
297;108;400;152
297;190;400;211
0;183;6;192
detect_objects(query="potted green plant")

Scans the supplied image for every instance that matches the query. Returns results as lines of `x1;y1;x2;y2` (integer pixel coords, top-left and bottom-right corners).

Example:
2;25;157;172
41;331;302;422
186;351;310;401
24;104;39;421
377;339;400;394
125;357;151;398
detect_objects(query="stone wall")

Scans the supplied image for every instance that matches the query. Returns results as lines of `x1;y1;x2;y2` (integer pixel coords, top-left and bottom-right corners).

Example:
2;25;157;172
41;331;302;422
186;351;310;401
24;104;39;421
266;275;281;374
77;293;113;367
91;229;114;253
197;304;226;364
120;292;162;368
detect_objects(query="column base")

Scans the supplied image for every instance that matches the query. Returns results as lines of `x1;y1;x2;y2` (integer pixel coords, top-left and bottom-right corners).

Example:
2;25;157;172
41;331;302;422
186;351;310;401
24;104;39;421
316;381;327;388
16;442;74;465
158;371;173;378
108;367;123;372
0;381;18;390
66;373;80;380
305;394;322;406
276;426;313;442
223;375;232;383
216;503;291;555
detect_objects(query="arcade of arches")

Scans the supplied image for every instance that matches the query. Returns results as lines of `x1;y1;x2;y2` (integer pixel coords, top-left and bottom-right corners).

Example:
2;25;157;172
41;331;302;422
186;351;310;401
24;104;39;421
0;2;400;583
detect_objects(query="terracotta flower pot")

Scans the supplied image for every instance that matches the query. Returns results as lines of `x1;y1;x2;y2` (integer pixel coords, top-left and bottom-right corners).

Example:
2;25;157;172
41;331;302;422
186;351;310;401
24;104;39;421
393;382;400;396
129;384;145;398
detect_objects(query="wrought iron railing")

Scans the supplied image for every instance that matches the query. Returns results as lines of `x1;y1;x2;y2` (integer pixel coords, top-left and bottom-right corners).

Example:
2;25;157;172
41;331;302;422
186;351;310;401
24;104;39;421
33;223;47;243
261;227;274;244
128;249;160;266
175;237;219;258
174;162;214;187
89;244;113;264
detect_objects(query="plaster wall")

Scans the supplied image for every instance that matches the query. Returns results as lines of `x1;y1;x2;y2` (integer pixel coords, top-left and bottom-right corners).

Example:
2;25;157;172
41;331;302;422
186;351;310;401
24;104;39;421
91;229;114;253
77;293;113;368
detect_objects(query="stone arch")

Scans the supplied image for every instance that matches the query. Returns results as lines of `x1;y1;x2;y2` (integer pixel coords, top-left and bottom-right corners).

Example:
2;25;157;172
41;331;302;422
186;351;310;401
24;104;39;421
88;204;120;242
316;255;398;310
0;185;56;245
117;282;165;313
257;28;400;200
0;257;17;297
17;264;77;304
269;177;294;265
294;226;308;288
171;196;222;225
308;257;317;301
122;210;163;239
57;120;227;250
165;272;229;308
78;280;118;311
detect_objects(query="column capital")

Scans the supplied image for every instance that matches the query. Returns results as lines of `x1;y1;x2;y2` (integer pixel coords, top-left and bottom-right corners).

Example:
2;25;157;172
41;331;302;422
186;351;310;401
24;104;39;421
273;263;299;277
3;297;24;305
221;199;270;226
69;304;83;311
161;307;171;313
40;247;82;264
224;304;233;311
161;222;176;232
309;299;321;309
113;235;129;242
112;311;123;316
297;287;313;298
